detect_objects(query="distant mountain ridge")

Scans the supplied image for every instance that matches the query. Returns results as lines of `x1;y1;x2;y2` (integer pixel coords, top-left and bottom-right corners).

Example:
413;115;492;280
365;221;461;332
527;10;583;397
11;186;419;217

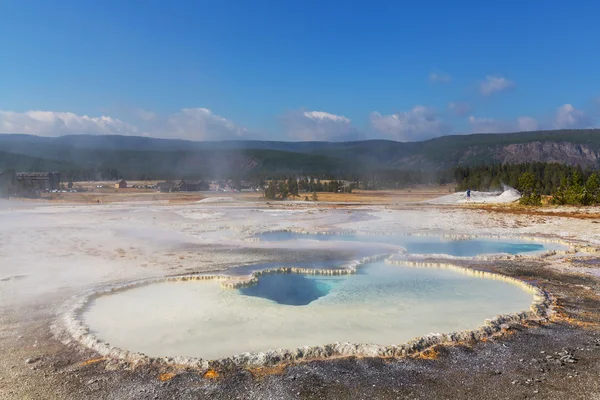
0;129;599;179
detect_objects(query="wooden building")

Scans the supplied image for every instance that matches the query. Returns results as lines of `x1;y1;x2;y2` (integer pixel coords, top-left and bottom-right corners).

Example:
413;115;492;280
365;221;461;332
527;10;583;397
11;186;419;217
177;180;208;192
157;182;178;193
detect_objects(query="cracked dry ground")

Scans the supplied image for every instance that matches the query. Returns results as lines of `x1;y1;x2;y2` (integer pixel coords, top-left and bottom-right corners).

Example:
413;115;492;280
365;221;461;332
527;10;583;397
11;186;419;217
1;256;599;400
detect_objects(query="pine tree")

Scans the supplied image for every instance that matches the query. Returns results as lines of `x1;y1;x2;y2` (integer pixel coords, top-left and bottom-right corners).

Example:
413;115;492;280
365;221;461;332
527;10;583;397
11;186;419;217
518;172;541;206
584;173;600;205
552;176;569;205
287;177;299;199
264;181;277;200
277;180;289;199
566;171;584;205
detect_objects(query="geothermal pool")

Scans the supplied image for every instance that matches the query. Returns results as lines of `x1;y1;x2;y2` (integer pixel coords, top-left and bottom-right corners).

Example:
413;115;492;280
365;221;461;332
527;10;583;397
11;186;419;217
82;261;536;360
256;232;557;256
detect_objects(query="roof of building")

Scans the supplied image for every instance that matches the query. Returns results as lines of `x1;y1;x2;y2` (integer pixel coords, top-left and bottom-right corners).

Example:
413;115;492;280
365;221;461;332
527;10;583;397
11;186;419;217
16;172;52;178
177;180;203;186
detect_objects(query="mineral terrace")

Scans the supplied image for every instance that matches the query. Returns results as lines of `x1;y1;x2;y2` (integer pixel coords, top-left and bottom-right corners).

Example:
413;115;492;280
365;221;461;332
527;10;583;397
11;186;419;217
1;198;600;399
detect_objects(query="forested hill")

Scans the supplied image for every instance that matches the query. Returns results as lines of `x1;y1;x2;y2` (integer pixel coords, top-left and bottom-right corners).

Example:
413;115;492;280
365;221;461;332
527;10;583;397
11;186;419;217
0;129;599;180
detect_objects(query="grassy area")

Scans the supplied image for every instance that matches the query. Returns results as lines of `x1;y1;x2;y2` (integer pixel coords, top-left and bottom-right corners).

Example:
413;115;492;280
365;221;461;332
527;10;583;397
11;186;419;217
36;185;452;205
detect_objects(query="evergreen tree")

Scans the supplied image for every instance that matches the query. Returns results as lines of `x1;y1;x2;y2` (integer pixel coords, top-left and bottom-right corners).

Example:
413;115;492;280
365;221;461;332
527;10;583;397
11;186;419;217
518;172;541;206
552;176;569;205
264;181;277;200
287;177;299;199
566;171;584;205
308;177;315;192
315;178;323;192
584;173;600;205
277;180;289;199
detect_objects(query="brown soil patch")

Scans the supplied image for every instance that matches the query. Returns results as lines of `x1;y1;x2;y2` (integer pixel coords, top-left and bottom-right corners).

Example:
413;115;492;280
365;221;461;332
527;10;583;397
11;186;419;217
469;204;600;220
414;346;442;360
203;369;220;379
79;357;106;367
158;373;176;382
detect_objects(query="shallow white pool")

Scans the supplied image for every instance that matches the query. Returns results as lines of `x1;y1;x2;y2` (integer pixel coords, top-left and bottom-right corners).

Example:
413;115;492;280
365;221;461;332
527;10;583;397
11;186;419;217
82;261;535;360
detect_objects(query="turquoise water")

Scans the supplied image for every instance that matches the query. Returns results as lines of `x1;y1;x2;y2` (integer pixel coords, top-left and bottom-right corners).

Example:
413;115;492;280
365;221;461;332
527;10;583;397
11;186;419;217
240;274;334;305
257;231;548;257
238;261;525;307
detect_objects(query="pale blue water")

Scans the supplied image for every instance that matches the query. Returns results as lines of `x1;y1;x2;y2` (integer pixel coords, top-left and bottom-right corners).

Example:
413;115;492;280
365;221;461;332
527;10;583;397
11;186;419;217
84;260;536;359
238;261;530;307
257;231;549;257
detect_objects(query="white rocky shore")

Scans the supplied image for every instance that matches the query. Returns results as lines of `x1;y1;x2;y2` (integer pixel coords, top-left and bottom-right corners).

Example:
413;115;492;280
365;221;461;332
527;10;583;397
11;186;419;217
425;188;522;204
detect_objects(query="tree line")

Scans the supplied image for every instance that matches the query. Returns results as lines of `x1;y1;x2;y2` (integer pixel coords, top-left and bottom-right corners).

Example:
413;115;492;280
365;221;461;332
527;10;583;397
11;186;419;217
517;169;600;206
454;163;600;206
264;178;355;200
454;162;598;195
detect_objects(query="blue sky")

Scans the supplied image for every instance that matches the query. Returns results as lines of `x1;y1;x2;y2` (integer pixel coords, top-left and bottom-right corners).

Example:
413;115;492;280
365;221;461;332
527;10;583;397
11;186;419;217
1;0;599;141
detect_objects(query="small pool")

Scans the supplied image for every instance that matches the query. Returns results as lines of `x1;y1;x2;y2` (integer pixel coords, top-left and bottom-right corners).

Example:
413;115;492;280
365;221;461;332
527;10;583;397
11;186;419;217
239;273;334;305
82;261;535;360
256;232;555;257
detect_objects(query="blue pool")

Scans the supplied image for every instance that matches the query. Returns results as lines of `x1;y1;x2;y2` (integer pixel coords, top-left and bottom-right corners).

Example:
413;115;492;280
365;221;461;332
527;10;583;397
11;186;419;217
82;260;537;359
239;273;335;305
256;231;552;257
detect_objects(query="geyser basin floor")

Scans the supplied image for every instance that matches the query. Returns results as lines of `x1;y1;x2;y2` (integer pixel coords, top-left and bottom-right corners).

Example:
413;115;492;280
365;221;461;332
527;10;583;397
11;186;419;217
257;232;557;256
82;261;535;360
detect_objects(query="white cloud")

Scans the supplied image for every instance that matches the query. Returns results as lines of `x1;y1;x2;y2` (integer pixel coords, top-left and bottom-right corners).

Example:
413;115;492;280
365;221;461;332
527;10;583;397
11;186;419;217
133;108;157;121
448;102;472;117
302;111;351;124
469;115;540;133
467;116;511;133
0;110;137;136
429;72;451;83
370;106;452;141
280;110;361;141
517;116;538;131
162;108;247;140
0;108;247;140
554;104;593;129
479;75;514;96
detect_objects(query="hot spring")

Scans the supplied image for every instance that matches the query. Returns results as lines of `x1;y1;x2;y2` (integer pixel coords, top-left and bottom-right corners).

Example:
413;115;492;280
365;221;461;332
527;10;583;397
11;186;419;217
82;260;541;361
255;231;560;257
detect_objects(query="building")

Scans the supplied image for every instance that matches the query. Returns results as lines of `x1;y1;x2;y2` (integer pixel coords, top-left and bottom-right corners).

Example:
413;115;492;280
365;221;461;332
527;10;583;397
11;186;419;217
177;180;209;192
115;179;127;189
16;172;61;192
157;182;178;193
